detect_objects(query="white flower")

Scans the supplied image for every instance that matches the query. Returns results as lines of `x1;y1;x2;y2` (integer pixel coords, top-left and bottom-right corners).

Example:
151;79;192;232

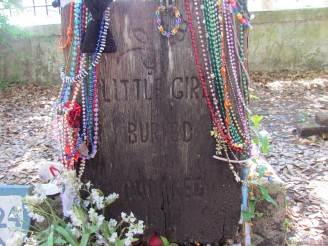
135;220;144;234
60;170;80;196
90;189;105;210
34;213;45;223
125;230;133;239
33;184;47;200
121;212;128;222
105;193;119;204
71;227;81;239
68;209;83;227
88;208;98;224
95;233;106;245
27;212;45;223
128;212;136;223
108;232;118;243
124;238;132;246
97;214;105;227
85;181;91;189
25;195;43;205
6;231;25;246
96;200;104;210
83;198;90;207
108;218;118;227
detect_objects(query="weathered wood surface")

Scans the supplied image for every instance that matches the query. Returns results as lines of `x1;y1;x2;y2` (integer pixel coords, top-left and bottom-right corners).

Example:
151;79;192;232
63;0;242;243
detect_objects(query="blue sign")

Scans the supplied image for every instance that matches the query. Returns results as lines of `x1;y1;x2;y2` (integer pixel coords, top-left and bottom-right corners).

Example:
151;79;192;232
0;185;32;246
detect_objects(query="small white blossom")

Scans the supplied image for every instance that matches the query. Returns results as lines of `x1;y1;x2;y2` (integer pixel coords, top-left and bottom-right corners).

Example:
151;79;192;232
97;214;105;227
25;195;44;206
108;232;118;243
136;220;144;234
68;209;83;227
34;213;45;223
91;189;105;210
33;184;47;200
6;231;25;246
27;212;45;223
85;181;91;189
108;218;118;227
121;212;128;222
95;233;106;245
88;208;101;225
124;238;132;246
128;212;136;223
83;198;90;207
71;227;81;239
105;193;119;204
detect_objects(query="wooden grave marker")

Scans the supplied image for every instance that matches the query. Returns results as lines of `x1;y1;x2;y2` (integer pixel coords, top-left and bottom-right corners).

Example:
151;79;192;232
62;0;242;243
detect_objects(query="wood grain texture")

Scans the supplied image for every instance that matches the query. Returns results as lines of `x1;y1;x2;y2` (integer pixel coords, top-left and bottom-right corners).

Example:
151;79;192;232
62;0;242;243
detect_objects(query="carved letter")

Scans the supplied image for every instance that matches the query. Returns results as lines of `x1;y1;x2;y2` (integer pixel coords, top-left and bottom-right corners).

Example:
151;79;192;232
183;121;193;142
144;79;152;100
140;122;149;142
191;76;200;99
172;77;183;99
128;122;137;143
133;79;142;100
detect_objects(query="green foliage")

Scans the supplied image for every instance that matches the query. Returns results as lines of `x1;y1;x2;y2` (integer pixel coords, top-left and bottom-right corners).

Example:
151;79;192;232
258;165;268;179
259;185;278;207
249;94;259;100
161;236;170;246
17;171;145;246
250;114;264;129
242;113;277;226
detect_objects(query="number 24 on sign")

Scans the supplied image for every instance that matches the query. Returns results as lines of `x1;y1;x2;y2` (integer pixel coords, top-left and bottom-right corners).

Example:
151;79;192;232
0;198;23;246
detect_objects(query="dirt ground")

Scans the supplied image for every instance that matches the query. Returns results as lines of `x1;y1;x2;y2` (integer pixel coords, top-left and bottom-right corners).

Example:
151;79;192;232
0;70;327;245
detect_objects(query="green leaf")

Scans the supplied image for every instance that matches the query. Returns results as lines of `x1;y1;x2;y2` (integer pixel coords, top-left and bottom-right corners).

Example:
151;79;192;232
116;239;125;246
250;94;259;100
54;238;67;244
89;225;99;234
258;165;268;179
161;236;170;246
252;138;259;145
241;210;255;223
55;226;79;246
250;115;263;129
249;201;256;214
47;231;54;246
80;233;90;246
259;185;278;207
259;131;269;153
255;212;264;217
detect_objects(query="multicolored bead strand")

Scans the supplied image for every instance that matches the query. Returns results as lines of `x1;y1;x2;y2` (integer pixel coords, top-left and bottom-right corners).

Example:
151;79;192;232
53;4;112;175
185;0;249;154
186;0;257;163
229;0;253;30
156;5;181;38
